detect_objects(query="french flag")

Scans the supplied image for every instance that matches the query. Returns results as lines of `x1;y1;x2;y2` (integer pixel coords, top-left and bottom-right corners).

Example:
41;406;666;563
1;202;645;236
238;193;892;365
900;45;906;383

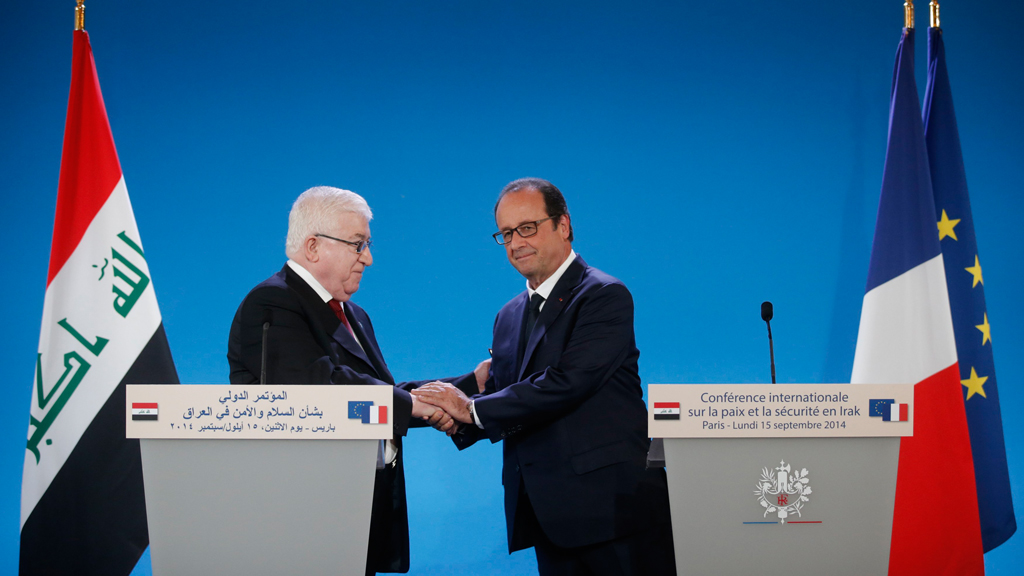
361;405;388;425
881;403;909;423
852;27;982;574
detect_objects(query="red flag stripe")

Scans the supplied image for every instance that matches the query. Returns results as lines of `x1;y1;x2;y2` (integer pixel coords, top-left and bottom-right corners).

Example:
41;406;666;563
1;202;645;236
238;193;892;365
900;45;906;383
653;402;680;408
889;363;983;574
131;403;158;409
48;31;122;287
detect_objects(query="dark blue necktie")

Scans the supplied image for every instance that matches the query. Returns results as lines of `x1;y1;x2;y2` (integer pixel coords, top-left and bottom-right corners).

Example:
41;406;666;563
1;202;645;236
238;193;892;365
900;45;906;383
518;293;546;370
524;293;545;341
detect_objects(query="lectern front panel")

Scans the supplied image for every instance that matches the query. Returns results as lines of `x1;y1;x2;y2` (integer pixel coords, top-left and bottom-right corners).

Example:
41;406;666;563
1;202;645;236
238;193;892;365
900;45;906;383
664;437;899;576
141;438;377;576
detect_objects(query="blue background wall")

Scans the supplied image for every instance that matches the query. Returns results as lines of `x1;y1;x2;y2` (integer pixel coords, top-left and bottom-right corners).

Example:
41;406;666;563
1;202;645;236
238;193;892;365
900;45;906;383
2;2;1021;574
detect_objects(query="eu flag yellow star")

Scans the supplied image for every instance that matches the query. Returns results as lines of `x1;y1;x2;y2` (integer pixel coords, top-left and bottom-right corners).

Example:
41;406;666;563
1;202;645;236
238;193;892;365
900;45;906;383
937;209;960;241
961;367;988;400
976;312;992;346
965;255;983;287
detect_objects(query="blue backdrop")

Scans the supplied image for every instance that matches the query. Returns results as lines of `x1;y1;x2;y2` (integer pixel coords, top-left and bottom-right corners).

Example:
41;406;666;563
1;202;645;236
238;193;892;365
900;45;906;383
2;2;1021;574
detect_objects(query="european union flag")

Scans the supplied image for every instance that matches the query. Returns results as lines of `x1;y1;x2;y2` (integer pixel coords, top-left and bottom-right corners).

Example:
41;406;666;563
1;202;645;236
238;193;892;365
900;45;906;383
348;401;373;419
924;25;1016;551
869;399;894;418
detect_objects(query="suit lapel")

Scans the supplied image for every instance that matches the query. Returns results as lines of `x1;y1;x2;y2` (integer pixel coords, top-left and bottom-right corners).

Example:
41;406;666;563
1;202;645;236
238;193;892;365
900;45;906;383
517;255;587;381
330;315;375;370
346;302;394;384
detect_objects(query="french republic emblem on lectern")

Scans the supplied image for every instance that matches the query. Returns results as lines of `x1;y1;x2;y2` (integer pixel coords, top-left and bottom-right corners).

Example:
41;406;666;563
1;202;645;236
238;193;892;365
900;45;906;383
754;460;812;523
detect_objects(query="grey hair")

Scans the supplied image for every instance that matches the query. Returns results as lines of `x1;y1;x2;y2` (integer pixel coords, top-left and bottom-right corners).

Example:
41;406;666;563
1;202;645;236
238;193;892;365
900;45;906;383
285;186;373;258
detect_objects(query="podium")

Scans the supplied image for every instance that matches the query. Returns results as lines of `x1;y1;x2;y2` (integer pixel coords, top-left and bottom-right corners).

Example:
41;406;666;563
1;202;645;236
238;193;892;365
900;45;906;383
126;385;392;576
649;384;914;576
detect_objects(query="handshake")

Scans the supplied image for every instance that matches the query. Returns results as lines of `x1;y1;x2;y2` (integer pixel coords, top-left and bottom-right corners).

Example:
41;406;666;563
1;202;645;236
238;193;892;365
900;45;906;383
410;359;490;436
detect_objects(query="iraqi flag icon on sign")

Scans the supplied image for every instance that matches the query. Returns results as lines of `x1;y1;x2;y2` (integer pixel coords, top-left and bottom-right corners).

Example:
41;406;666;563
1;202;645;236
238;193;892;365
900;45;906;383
131;403;158;421
653;402;681;420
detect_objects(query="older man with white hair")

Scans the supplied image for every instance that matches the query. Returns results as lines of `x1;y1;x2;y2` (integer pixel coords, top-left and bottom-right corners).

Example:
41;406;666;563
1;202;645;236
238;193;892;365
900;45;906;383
227;186;481;575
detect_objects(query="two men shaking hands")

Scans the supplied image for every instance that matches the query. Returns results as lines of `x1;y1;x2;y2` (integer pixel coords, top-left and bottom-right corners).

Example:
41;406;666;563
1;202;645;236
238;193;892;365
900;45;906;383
227;178;675;576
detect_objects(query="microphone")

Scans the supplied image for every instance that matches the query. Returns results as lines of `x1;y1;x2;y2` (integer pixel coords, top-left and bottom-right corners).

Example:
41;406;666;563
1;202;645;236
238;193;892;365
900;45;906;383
761;302;776;384
261;309;272;385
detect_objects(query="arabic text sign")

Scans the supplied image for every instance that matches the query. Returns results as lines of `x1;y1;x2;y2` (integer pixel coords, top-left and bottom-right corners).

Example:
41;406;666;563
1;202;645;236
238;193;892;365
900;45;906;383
649;384;914;438
126;385;392;440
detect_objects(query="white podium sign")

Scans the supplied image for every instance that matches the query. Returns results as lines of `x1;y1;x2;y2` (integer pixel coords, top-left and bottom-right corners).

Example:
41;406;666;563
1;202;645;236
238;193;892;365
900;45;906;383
649;383;913;438
126;384;391;439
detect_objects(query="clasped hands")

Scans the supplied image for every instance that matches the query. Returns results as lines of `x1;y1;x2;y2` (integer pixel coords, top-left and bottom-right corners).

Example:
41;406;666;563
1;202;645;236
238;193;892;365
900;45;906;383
411;359;489;436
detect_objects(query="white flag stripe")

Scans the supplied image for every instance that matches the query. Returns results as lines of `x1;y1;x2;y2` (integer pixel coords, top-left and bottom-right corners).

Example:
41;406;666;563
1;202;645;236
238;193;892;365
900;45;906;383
851;254;958;385
367;407;382;424
890;403;902;422
21;177;162;527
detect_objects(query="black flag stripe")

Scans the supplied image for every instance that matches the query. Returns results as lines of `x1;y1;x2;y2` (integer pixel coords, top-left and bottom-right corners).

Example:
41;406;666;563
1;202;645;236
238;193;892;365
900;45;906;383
20;324;178;576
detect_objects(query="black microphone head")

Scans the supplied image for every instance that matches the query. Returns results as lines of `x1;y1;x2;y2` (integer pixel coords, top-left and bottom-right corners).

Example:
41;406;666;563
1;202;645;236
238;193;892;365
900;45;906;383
262;309;273;326
761;301;773;322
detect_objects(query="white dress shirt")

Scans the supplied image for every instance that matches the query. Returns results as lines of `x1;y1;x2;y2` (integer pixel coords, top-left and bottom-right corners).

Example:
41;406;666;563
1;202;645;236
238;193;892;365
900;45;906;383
472;250;577;428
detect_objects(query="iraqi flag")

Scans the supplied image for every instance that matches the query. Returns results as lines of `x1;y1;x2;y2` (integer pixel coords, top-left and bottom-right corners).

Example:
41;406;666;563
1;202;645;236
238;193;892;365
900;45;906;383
19;30;179;576
852;27;983;574
923;24;1016;552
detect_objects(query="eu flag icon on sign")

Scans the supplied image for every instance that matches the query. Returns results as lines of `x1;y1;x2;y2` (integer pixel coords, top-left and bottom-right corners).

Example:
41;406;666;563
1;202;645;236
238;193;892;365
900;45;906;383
869;399;895;417
348;401;373;419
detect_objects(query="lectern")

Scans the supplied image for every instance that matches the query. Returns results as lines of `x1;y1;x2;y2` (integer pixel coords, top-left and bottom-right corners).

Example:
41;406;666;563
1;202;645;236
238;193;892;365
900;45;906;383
649;383;913;576
126;385;392;576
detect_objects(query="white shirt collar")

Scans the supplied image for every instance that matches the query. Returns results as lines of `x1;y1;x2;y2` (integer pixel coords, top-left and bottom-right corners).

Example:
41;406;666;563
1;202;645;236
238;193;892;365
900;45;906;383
527;249;577;303
287;259;334;304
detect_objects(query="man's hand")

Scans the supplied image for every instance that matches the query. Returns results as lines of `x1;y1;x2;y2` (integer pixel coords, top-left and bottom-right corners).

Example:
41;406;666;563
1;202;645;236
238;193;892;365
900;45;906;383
474;359;492;393
413;394;459;436
412;381;473;424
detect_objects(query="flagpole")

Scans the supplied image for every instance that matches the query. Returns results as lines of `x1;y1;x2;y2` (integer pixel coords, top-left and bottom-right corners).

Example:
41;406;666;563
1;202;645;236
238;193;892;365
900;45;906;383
75;0;85;31
930;1;941;29
905;1;915;29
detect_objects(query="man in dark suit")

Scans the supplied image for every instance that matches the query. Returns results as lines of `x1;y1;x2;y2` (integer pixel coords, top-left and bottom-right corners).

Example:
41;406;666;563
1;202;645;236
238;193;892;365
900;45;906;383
227;186;479;575
413;178;676;575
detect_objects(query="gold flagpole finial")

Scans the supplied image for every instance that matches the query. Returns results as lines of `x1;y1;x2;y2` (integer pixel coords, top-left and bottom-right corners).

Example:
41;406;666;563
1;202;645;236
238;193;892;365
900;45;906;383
930;1;941;28
905;1;915;29
74;0;85;31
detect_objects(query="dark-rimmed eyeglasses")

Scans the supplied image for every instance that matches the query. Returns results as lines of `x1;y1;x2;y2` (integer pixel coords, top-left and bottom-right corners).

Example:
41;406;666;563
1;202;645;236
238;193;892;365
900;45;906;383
492;216;559;245
315;233;372;254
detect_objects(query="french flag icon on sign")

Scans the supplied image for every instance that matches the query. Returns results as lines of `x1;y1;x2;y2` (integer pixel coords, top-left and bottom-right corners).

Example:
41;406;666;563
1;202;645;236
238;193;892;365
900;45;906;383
131;403;158;421
361;405;387;424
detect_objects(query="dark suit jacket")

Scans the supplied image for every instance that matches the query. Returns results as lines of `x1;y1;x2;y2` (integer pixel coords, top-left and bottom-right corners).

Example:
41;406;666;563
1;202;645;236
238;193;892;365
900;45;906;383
227;264;475;573
455;255;671;552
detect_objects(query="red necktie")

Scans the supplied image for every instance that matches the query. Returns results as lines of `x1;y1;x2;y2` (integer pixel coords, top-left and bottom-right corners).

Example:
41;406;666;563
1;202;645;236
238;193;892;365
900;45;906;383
328;299;357;339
